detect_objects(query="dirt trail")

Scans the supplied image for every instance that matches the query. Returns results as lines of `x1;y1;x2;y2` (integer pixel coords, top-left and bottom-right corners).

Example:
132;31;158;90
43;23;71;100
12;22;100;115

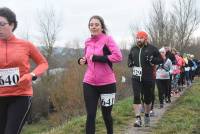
123;87;188;134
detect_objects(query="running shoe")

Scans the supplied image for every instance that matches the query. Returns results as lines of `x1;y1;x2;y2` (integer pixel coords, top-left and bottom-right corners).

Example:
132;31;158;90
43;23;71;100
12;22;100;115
144;116;150;127
134;117;142;127
149;110;155;117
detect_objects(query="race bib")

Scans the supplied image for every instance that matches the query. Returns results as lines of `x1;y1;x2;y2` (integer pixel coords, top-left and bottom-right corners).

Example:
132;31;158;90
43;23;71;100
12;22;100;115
0;68;20;87
184;67;190;71
100;93;115;107
172;65;178;70
132;67;142;76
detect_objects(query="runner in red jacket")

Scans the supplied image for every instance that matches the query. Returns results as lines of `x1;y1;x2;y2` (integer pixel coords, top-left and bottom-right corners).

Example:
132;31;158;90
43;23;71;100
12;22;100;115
0;7;48;134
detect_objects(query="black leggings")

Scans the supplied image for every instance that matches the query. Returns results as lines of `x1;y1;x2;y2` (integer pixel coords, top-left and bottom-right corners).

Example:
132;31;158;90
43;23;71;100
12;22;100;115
156;79;170;104
83;83;116;134
0;96;32;134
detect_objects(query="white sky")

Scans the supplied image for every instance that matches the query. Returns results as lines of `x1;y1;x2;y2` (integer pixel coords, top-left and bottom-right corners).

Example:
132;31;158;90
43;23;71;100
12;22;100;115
0;0;200;47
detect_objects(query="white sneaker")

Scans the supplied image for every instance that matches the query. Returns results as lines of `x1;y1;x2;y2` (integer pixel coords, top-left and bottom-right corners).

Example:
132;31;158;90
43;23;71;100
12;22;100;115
134;117;142;127
149;110;155;117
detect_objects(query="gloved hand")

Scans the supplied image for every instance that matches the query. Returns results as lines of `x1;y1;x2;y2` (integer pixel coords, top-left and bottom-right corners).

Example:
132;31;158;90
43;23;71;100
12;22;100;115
128;61;134;67
145;55;153;64
17;73;32;88
146;55;153;62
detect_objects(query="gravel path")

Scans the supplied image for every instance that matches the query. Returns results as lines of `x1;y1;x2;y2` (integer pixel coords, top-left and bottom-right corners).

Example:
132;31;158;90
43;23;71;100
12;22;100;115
123;86;188;134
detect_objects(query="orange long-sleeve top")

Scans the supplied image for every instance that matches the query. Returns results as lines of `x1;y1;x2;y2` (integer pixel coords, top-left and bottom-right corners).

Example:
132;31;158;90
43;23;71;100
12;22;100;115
0;35;48;96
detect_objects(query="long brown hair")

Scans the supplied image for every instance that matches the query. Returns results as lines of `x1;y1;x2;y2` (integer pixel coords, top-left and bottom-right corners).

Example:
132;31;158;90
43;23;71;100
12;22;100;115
88;15;107;34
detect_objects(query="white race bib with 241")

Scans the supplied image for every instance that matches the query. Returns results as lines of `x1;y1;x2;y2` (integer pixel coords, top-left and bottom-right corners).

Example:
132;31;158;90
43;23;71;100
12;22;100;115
100;93;115;107
0;67;20;87
132;67;142;77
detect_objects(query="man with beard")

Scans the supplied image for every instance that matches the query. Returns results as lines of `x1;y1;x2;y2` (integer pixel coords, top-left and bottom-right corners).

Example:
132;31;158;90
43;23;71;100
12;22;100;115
128;31;163;127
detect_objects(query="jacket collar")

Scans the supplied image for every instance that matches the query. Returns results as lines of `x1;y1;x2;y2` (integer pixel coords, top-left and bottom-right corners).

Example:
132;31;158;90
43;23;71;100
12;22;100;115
0;34;16;42
91;33;104;41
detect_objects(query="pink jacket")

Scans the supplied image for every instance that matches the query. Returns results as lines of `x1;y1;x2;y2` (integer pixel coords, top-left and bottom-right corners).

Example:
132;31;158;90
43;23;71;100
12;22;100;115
172;55;184;75
83;33;122;86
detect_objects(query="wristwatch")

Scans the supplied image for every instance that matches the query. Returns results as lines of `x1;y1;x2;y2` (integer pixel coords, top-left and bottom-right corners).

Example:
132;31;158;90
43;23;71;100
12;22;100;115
30;72;37;81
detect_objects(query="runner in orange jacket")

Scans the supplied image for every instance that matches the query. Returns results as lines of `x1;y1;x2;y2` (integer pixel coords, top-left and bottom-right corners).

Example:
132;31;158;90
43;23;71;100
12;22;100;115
0;7;48;134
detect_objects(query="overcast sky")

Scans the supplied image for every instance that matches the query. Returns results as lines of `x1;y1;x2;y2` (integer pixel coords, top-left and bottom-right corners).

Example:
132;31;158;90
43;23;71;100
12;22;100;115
0;0;200;47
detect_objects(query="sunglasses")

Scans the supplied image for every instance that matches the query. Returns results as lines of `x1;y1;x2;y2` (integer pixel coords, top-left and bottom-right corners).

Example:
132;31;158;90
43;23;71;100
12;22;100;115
0;22;9;27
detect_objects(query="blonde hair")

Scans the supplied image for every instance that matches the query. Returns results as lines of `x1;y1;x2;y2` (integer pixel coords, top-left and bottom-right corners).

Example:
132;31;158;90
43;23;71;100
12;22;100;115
171;48;177;54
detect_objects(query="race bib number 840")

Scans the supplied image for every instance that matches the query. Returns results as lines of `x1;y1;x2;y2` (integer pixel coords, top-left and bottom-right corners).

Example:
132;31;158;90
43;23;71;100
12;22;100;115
0;68;20;87
100;93;115;107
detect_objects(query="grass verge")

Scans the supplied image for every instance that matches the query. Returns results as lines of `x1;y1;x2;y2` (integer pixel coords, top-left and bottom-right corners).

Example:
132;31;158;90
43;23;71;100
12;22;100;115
152;79;200;134
22;97;134;134
22;79;200;134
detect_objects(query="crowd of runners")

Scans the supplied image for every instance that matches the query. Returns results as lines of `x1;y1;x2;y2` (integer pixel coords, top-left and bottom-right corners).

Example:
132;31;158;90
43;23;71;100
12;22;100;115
130;44;200;127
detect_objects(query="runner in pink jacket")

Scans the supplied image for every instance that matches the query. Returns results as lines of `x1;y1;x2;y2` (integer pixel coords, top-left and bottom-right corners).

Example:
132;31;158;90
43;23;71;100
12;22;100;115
78;15;122;134
82;33;122;85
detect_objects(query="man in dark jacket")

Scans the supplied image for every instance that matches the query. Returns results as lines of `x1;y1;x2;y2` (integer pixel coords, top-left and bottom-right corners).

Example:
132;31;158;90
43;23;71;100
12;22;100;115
128;31;163;127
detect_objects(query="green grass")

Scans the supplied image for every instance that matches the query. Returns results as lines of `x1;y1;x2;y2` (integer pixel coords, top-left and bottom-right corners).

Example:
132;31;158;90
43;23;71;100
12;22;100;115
152;80;200;134
22;97;134;134
45;98;134;134
22;79;200;134
21;119;52;134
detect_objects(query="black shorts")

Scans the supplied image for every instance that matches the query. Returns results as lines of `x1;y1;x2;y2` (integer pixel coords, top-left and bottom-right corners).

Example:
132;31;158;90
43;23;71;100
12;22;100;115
131;78;155;105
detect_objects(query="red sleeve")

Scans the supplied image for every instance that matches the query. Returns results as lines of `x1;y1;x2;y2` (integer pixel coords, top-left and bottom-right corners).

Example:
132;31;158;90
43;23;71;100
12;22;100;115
29;43;48;76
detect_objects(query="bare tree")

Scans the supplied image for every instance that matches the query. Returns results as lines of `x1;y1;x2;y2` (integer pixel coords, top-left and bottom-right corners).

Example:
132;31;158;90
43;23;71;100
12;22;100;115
145;0;200;52
146;0;170;48
173;0;200;52
37;6;62;74
33;7;63;119
164;14;177;48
